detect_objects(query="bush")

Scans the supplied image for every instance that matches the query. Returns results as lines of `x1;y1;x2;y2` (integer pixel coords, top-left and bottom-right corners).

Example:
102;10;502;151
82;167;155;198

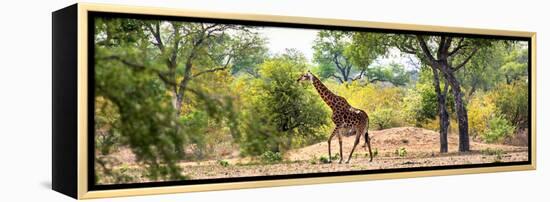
217;160;230;167
371;108;400;130
318;155;331;164
327;81;406;129
492;81;528;129
330;153;340;161
260;151;283;163
481;148;504;156
238;53;330;156
395;147;407;157
483;116;515;143
402;83;437;126
467;93;497;139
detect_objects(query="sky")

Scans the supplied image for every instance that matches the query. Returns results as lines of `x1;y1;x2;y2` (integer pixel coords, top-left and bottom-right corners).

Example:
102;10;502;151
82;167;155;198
256;26;319;62
254;26;420;70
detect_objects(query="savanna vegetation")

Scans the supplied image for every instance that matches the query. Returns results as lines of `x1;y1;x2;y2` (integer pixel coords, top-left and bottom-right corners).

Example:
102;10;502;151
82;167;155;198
94;17;530;184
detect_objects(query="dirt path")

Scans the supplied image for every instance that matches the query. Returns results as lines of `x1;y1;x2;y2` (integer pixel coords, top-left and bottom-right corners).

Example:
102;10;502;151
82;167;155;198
101;127;528;183
180;150;527;180
180;127;528;179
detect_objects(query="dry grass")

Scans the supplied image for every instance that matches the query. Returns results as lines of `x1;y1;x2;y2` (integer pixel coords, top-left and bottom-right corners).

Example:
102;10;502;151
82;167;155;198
98;127;528;183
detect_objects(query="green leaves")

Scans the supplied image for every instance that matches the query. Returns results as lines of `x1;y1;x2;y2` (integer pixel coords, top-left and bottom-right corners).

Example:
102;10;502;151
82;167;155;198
312;30;355;82
239;51;330;155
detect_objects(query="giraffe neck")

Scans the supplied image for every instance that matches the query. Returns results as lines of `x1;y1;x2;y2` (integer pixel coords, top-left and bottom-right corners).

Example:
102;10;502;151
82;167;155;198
311;75;338;111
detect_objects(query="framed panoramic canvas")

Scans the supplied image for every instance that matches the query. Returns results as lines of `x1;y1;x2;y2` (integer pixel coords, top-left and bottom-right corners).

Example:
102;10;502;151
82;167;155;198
52;3;536;199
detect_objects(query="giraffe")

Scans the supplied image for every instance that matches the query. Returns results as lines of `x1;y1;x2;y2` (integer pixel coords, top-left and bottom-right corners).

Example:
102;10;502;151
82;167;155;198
297;71;373;163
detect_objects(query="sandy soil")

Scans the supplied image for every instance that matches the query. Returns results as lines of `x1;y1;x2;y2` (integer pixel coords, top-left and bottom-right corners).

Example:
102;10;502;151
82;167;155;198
99;127;528;183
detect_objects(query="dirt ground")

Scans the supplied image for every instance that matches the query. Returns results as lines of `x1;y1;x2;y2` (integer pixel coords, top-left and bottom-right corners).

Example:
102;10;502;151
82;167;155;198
100;127;528;183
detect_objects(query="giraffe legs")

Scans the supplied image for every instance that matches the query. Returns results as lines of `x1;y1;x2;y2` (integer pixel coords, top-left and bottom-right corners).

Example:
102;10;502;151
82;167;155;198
338;132;343;164
327;127;339;163
346;126;365;163
364;131;373;162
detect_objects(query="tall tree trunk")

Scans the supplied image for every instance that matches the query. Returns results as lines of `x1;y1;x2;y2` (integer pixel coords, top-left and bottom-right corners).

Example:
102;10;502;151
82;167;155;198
443;69;470;152
175;55;196;116
431;67;450;153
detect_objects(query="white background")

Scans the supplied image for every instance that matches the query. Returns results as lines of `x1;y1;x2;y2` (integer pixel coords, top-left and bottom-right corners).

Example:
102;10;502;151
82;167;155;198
0;0;547;201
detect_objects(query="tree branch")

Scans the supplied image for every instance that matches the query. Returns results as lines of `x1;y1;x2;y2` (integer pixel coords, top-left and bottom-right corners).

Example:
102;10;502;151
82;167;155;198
416;35;438;66
98;55;178;87
97;55;146;70
352;68;367;81
146;22;164;51
449;38;466;57
193;67;228;78
437;36;447;59
330;74;344;83
452;47;479;71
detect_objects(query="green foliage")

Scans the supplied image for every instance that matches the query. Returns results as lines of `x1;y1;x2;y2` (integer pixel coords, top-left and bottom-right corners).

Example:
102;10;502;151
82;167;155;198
331;153;340;161
218;160;230;167
92;16;530;183
348;32;389;68
481;148;505;162
501;45;528;84
238;51;330;156
467;93;497;139
327;81;407;129
395;147;408;157
312;30;355;82
365;63;411;86
95;45;185;181
484;116;515;143
492;81;529;129
371;108;399;130
93;17;269;183
260;151;283;163
318;156;331;164
403;68;456;128
403;83;437;126
481;148;504;156
95;97;122;155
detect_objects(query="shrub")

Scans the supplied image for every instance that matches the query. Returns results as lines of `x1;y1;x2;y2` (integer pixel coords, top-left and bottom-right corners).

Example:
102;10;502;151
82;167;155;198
327;81;406;129
402;83;437;126
330;152;341;161
467;93;497;139
395;147;407;157
492;81;528;129
371;108;400;130
483;116;515;143
217;160;230;167
318;156;331;164
260;151;283;163
481;148;504;156
373;148;379;158
238;53;331;156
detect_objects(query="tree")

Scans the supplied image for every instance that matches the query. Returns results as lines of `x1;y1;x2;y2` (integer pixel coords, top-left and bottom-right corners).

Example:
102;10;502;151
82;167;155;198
352;33;491;152
348;32;398;84
413;36;491;152
365;63;411;86
94;18;185;180
312;30;356;83
501;44;528;84
239;50;330;155
94;18;267;180
98;20;267;115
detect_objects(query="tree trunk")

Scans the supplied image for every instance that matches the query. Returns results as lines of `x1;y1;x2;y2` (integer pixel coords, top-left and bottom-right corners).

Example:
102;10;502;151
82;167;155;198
444;70;470;152
431;67;449;153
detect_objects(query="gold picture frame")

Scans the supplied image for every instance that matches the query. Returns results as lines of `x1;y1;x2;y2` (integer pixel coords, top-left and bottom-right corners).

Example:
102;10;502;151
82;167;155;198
52;3;536;199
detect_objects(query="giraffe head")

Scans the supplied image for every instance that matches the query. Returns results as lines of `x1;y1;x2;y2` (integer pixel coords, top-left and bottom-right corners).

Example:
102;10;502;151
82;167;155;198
296;70;314;83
